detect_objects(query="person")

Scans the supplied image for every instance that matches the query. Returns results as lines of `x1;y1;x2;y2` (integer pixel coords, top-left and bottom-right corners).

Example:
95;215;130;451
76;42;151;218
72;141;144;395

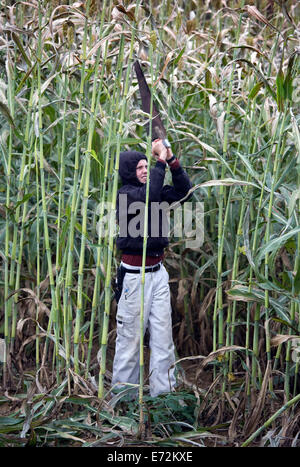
111;139;193;398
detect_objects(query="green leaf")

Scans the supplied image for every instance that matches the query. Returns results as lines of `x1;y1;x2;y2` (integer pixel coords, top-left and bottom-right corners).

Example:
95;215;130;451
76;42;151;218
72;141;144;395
0;416;23;427
236;151;262;186
294;262;300;295
243;206;255;269
182;85;196;113
0;417;24;433
233;59;276;101
276;65;285;112
270;317;298;333
99;412;139;434
205;69;212;90
0;102;16;128
171;46;186;67
75;222;90;240
248;81;264;100
256;227;300;268
226;285;263;302
291;110;300;164
12;32;32;67
0;103;25;143
226;285;291;322
283;53;296;101
16;61;37;94
14;192;34;210
85;149;103;167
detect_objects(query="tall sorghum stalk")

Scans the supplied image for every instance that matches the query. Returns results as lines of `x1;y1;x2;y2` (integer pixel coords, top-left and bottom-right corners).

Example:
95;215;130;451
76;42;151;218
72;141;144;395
53;40;71;383
263;108;288;391
248;116;281;381
98;1;141;398
93;61;122;351
246;33;281;389
138;43;155;435
63;13;91;380
7;76;34;356
36;0;59;371
213;2;244;386
224;98;252;377
72;0;93;375
34;140;41;369
227;86;270;389
12;81;35;347
292;110;300;397
3;48;15;386
285;110;300;400
85;0;110;377
98;34;126;398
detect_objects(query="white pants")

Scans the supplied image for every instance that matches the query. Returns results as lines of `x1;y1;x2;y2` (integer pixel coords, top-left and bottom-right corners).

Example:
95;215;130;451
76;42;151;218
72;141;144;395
112;262;176;397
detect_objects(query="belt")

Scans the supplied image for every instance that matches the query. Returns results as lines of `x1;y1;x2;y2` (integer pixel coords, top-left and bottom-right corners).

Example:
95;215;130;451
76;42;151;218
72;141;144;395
122;263;161;274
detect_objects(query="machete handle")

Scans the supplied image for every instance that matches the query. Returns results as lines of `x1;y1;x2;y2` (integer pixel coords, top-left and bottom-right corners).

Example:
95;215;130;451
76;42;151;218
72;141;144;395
162;138;171;148
153;138;171;148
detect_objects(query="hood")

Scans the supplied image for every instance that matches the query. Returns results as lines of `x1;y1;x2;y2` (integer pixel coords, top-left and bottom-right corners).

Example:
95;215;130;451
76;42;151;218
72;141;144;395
119;151;147;186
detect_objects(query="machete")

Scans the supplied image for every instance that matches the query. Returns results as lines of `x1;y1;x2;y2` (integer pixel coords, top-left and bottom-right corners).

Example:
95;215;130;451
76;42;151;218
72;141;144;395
134;60;171;148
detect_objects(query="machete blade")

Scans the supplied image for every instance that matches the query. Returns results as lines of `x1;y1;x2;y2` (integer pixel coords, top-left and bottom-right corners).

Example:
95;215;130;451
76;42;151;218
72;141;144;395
134;60;167;141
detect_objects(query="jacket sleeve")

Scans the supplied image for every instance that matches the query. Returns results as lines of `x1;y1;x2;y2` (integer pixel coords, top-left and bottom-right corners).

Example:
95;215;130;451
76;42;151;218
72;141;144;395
160;162;193;203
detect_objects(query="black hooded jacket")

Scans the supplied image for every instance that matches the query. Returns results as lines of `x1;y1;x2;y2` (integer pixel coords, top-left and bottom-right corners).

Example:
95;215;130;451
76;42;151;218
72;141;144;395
116;150;193;257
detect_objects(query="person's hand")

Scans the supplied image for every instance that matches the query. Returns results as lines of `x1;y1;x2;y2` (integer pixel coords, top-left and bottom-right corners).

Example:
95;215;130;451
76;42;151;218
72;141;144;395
166;147;173;161
152;139;167;161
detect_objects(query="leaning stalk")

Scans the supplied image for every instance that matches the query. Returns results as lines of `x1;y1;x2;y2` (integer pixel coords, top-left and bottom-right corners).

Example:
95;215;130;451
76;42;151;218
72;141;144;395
241;392;300;447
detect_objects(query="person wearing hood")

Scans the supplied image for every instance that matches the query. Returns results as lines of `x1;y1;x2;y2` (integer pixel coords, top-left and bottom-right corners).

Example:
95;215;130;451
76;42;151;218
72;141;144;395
112;139;193;398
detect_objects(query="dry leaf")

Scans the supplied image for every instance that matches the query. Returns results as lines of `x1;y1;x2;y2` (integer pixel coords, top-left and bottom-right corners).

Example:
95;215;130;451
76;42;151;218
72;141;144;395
244;5;280;34
244;362;271;437
154;52;173;87
195;345;245;380
271;334;300;347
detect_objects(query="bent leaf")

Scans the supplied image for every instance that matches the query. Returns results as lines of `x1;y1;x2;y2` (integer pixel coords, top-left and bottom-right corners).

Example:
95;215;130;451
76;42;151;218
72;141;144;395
271;334;300;347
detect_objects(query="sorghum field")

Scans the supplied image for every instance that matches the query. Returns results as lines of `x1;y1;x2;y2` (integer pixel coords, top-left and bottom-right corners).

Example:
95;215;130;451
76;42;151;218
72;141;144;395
0;0;300;448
